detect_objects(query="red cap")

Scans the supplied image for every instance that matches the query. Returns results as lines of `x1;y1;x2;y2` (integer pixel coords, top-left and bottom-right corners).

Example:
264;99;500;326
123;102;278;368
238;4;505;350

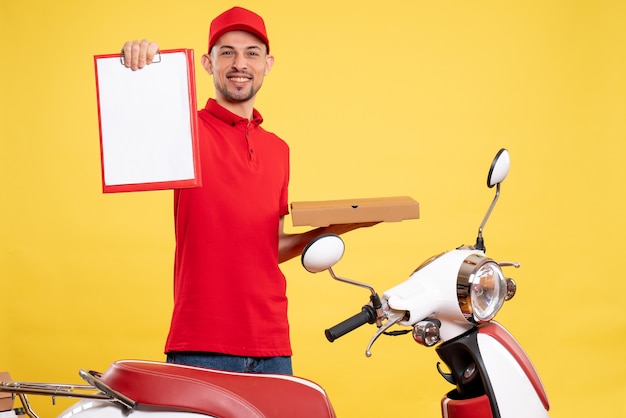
208;7;269;53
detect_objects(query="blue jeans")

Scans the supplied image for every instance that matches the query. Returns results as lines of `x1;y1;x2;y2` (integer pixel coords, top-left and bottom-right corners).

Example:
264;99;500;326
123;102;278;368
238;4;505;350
166;351;293;375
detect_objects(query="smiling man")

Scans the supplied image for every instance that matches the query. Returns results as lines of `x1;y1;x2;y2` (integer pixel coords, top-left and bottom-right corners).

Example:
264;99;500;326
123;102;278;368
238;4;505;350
121;6;374;375
207;30;271;102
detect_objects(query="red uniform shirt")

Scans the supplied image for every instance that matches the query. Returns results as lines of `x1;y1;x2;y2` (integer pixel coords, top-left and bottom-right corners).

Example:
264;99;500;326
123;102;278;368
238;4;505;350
165;99;291;357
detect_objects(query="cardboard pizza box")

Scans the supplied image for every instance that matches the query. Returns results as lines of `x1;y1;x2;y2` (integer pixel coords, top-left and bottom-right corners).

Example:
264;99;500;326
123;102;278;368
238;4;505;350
291;196;419;227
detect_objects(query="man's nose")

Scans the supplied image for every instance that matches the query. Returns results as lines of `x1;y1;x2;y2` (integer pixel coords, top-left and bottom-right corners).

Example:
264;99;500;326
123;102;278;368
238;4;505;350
232;54;248;70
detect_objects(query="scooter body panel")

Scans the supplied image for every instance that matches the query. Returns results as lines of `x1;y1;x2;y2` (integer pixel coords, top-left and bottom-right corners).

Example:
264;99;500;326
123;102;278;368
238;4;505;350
383;249;479;341
58;400;206;418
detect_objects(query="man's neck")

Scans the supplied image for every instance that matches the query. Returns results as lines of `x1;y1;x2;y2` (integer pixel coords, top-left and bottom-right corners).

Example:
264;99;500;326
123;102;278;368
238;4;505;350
215;98;255;121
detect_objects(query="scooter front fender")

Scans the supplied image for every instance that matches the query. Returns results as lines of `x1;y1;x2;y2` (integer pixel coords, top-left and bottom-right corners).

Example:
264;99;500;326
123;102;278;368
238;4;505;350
438;322;549;418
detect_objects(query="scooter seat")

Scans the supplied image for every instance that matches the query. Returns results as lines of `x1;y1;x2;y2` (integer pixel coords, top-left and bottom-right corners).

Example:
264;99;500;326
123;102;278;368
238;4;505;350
99;360;336;418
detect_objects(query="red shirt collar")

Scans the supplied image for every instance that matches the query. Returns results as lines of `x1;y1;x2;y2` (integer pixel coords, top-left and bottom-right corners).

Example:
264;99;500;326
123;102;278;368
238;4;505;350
203;98;264;127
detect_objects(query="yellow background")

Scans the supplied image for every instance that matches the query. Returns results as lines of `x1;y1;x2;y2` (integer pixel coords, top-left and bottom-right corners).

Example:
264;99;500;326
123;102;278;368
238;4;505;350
2;0;625;417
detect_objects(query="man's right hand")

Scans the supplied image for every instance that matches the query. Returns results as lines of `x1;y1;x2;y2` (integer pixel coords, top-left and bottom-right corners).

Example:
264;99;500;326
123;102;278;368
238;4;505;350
121;39;160;71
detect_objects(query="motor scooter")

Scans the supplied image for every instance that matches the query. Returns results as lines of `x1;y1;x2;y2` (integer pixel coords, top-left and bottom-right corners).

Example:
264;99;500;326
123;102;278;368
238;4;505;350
300;148;549;418
1;148;549;418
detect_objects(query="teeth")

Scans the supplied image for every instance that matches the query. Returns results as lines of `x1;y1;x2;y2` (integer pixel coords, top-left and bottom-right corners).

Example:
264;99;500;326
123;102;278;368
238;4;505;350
229;77;249;82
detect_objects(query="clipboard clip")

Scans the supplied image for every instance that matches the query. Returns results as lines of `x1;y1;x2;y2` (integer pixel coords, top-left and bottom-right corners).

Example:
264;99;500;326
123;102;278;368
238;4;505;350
119;51;161;66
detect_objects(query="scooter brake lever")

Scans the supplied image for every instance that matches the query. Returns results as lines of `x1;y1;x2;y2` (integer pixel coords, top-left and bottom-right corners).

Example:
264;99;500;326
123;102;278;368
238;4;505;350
365;311;405;357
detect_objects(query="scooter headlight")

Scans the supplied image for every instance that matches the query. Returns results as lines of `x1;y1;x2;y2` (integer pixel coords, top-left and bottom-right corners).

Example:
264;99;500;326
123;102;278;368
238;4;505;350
457;255;507;323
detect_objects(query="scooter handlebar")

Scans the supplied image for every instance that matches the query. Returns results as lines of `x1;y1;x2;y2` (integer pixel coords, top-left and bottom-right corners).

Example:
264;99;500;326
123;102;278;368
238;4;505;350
325;305;377;342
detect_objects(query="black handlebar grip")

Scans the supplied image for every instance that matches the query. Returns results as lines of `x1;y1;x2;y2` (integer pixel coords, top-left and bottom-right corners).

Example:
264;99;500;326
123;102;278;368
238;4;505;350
325;305;377;342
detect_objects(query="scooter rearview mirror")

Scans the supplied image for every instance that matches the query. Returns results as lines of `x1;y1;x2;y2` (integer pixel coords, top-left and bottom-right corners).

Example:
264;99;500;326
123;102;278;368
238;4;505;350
487;148;511;188
476;148;510;252
301;234;345;273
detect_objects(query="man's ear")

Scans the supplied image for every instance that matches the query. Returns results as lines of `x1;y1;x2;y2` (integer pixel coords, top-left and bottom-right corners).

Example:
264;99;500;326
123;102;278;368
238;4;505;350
265;54;275;76
201;54;213;75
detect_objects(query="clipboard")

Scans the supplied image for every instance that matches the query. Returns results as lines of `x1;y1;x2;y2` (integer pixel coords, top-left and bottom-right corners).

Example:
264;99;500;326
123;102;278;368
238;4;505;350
94;49;201;193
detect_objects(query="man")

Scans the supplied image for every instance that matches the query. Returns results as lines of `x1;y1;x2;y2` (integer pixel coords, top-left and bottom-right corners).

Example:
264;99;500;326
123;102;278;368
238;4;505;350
122;6;374;375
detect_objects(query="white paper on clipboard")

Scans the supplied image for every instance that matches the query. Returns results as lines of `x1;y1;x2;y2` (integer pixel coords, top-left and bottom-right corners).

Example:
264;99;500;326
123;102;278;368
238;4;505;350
94;49;200;193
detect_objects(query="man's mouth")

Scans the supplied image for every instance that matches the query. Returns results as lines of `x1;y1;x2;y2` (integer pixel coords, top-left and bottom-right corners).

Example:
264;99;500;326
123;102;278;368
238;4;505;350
228;76;251;83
